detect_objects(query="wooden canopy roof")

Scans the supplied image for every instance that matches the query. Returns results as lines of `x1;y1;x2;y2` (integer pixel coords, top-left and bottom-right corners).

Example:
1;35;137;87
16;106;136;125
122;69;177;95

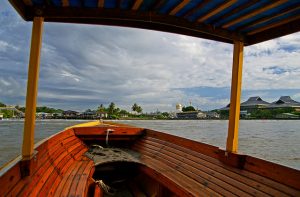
8;0;300;46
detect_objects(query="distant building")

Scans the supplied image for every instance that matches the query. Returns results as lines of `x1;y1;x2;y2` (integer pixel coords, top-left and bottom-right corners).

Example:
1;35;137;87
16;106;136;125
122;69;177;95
96;111;108;118
267;96;300;111
206;111;220;119
220;96;300;117
63;110;79;118
176;111;206;119
176;103;183;112
80;110;97;119
36;112;52;119
0;113;3;120
221;96;269;112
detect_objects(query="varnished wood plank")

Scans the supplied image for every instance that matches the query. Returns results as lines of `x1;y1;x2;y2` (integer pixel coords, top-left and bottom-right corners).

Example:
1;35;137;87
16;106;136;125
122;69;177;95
197;0;237;23
38;153;73;196
75;161;95;196
132;0;143;10
61;161;86;196
141;155;221;196
222;0;289;28
62;0;69;7
94;184;103;197
46;156;75;197
74;126;144;136
145;129;219;159
22;0;32;6
134;143;252;197
135;136;300;196
169;0;189;15
247;14;300;35
54;161;82;196
98;0;104;8
184;0;210;18
245;156;300;191
10;142;67;196
0;163;22;195
135;141;284;197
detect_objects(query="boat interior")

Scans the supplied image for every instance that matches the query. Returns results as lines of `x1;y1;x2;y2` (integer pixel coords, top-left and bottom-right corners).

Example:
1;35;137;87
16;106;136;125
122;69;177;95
1;122;300;196
1;0;300;196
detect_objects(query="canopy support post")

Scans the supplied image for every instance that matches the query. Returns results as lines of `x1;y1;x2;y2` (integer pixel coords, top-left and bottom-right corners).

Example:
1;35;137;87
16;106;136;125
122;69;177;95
226;41;244;153
21;17;44;174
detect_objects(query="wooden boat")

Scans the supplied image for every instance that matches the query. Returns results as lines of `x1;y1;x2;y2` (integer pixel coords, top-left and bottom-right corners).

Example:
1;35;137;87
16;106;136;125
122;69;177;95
1;0;300;196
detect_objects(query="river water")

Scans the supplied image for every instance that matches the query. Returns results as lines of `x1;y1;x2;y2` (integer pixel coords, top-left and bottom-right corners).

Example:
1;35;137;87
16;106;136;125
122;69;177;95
0;119;299;169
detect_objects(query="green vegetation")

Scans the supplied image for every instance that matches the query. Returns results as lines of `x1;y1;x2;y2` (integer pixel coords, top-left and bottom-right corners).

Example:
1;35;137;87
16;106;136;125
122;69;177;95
250;107;295;119
132;103;143;113
182;106;196;112
36;106;64;114
0;110;14;118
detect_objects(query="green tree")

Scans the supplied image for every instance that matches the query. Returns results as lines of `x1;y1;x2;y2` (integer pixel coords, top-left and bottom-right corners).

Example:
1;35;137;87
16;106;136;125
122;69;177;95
132;103;138;112
97;104;106;112
108;102;116;115
0;102;6;107
120;109;128;116
136;106;143;113
132;103;142;114
182;106;196;112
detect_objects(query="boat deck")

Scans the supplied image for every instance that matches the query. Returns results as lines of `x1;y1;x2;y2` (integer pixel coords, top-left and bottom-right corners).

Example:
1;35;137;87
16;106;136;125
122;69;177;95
1;124;300;196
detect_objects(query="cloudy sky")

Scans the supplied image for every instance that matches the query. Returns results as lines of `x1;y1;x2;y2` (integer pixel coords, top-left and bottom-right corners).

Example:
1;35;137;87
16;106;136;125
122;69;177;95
1;1;300;112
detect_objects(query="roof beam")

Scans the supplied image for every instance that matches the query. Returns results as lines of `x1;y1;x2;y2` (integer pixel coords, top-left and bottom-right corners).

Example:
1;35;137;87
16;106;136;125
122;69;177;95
212;0;259;23
98;0;104;8
184;0;210;18
38;7;244;43
169;0;190;15
210;0;259;25
62;0;69;7
22;0;32;6
151;0;166;11
132;0;143;10
117;0;121;8
197;0;237;23
9;0;28;20
222;0;289;28
247;18;300;45
238;4;300;32
247;14;300;35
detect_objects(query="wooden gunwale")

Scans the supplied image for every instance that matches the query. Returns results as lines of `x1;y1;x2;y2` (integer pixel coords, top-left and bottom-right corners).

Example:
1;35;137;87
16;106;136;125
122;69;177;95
0;127;96;197
145;129;300;192
7;134;76;195
145;129;219;159
133;134;299;196
134;139;279;197
134;143;243;197
138;136;297;195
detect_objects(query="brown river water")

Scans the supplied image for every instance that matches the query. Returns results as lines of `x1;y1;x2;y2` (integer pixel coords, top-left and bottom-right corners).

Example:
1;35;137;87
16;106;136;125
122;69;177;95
0;119;299;169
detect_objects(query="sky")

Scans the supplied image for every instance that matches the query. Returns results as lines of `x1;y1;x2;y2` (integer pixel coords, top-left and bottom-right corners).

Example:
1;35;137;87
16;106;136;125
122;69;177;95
1;1;300;112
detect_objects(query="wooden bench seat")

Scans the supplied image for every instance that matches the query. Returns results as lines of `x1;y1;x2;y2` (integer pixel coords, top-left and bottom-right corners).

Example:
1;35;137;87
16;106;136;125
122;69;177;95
0;129;96;197
132;130;300;197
